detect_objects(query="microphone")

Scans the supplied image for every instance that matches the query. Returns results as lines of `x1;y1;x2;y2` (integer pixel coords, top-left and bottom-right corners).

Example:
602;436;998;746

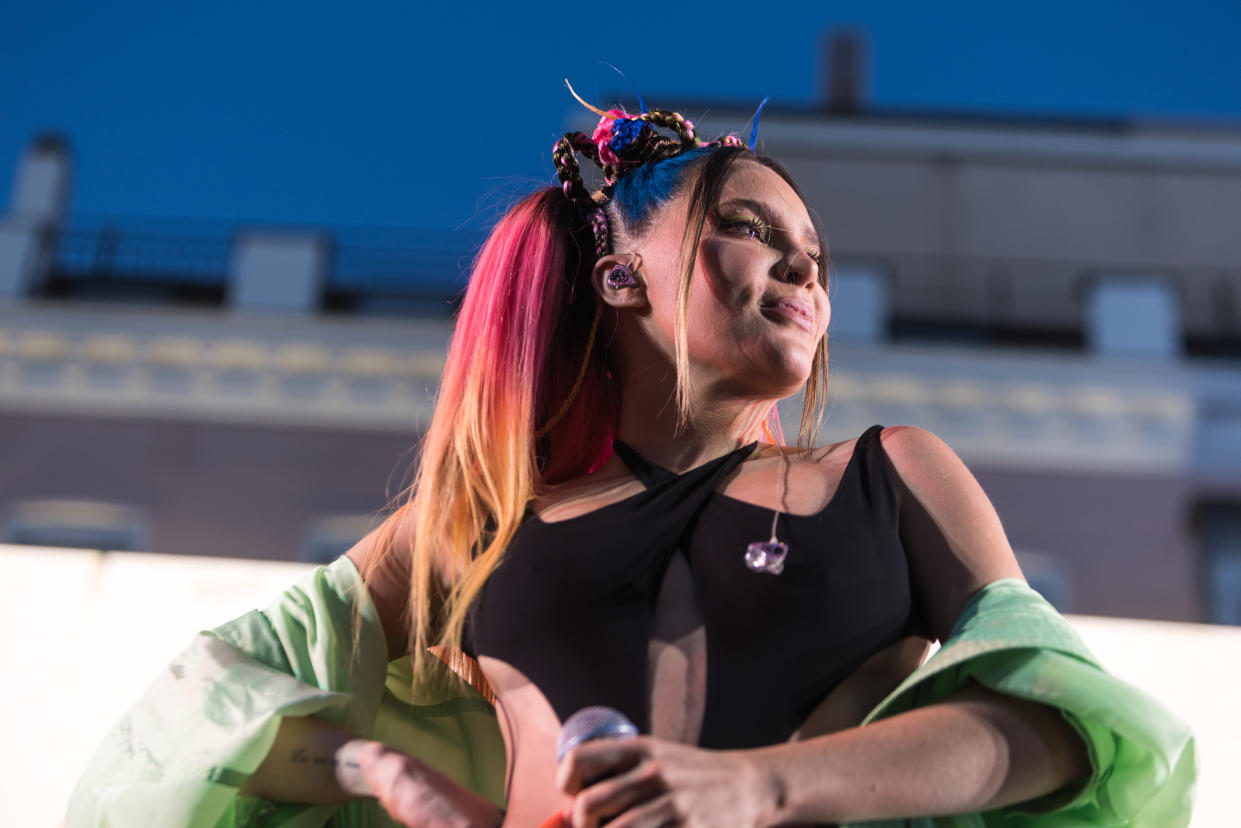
541;707;639;828
557;706;639;762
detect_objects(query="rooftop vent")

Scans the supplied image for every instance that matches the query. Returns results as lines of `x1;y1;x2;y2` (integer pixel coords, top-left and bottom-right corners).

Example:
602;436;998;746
823;28;869;115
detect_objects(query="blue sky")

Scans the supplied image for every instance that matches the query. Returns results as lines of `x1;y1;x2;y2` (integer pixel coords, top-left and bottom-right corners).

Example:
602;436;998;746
3;1;1240;231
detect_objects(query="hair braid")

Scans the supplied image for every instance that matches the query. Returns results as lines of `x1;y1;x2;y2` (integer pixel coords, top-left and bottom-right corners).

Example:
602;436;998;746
638;110;699;147
551;100;760;297
552;132;594;204
589;207;611;259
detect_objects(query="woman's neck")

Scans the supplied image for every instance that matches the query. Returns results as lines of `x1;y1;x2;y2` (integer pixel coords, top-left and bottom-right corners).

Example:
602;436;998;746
612;365;773;473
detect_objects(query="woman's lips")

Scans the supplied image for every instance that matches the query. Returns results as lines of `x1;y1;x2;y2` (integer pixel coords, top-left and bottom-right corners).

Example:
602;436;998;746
760;296;815;333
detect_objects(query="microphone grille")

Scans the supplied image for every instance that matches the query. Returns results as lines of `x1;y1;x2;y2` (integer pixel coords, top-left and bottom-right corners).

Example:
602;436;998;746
557;706;639;762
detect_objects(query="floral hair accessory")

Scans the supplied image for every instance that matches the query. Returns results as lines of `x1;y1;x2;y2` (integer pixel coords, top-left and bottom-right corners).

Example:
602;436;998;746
608;118;645;154
552;79;748;258
590;108;630;167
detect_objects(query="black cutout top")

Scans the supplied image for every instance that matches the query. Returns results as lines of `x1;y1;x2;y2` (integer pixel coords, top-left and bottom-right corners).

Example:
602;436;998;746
465;424;927;749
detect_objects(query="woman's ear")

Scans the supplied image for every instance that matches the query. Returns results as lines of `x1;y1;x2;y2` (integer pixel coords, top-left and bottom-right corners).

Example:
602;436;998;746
592;253;647;310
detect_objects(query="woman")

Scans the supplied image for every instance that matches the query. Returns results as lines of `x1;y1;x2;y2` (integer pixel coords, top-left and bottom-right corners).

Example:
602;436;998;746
68;100;1195;827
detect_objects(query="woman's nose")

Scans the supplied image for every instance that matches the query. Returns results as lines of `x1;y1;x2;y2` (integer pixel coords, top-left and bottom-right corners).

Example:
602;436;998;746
778;249;819;286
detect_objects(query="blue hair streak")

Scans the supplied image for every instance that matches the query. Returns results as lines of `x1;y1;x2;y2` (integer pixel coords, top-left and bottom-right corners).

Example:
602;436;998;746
609;146;715;232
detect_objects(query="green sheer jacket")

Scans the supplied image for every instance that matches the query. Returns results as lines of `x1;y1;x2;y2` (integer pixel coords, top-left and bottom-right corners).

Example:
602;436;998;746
66;557;1196;827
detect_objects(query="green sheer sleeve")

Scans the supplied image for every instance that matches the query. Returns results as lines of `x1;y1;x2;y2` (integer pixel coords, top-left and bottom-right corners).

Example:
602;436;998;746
846;579;1197;827
66;556;506;828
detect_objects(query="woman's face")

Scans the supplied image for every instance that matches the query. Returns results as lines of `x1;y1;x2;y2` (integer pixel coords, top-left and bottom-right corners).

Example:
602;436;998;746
633;159;829;399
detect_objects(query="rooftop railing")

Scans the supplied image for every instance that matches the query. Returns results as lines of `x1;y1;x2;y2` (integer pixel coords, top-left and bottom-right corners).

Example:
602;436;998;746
30;215;1241;356
41;215;478;314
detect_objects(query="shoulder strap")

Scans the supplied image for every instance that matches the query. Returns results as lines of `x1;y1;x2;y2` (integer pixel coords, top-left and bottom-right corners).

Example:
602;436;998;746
856;424;891;491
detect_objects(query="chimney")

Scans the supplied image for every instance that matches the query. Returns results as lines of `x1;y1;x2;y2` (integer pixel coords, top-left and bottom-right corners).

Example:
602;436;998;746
9;132;73;222
822;28;869;115
0;132;73;300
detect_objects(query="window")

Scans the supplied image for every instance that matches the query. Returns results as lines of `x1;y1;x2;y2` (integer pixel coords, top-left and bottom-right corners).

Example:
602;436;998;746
300;514;379;564
1014;549;1074;613
1195;501;1241;626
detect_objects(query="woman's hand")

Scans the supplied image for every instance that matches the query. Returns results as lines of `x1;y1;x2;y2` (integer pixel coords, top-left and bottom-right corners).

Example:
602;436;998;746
555;736;783;828
345;740;505;828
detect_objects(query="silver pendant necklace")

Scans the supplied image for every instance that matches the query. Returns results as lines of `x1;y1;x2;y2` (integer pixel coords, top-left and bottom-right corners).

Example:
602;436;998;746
744;447;790;575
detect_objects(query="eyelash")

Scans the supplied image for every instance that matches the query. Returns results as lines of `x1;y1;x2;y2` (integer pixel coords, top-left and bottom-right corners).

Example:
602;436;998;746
720;215;773;245
718;214;827;273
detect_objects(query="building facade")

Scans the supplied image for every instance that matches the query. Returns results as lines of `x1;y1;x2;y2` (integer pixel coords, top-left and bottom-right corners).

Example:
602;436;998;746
2;106;1239;623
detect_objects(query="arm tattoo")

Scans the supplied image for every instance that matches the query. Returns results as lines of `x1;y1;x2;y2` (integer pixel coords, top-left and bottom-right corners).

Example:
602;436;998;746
290;746;361;770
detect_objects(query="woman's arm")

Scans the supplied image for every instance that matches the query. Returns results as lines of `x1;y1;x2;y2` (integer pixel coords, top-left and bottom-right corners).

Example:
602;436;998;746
880;425;1024;635
236;714;375;803
238;715;504;826
749;680;1090;824
236;516;412;803
559;677;1089;828
239;512;503;826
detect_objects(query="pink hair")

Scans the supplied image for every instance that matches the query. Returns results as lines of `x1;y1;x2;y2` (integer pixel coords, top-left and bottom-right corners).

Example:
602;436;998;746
372;187;617;679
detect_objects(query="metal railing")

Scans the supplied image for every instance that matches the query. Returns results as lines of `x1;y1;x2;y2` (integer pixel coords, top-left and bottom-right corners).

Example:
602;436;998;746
42;216;479;314
47;217;232;305
326;227;478;314
835;247;1241;354
31;215;1241;354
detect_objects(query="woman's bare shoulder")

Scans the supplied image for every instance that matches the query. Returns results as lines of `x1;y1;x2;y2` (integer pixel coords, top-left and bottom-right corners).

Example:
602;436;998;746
346;506;415;659
873;424;1025;638
791;430;865;475
345;506;412;573
875;423;950;464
